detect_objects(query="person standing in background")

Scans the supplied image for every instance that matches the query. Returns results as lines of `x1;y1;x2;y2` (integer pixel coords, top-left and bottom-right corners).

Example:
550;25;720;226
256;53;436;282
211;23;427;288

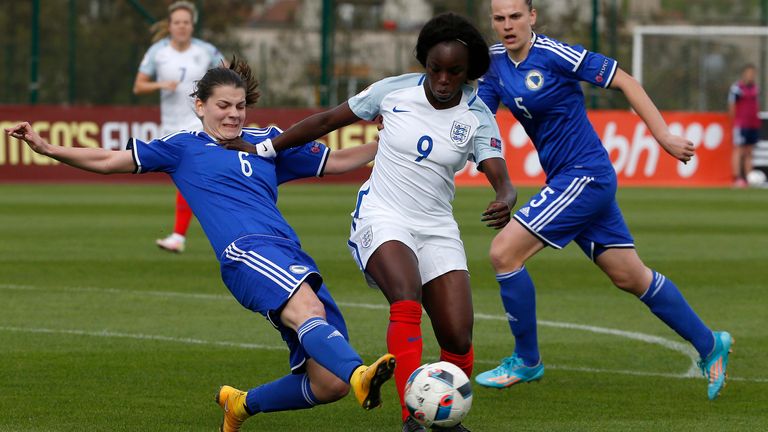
728;64;761;188
133;1;224;252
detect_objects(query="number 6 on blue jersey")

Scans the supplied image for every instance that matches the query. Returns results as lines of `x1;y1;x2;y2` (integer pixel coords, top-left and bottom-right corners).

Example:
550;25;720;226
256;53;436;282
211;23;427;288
415;135;433;162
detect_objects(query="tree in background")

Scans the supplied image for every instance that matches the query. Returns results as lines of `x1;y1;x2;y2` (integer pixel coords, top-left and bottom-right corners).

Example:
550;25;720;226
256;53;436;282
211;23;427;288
1;0;762;110
1;1;249;105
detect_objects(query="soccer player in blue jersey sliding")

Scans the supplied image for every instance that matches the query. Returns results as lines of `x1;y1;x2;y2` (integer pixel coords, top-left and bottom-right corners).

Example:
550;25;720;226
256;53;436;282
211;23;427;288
6;57;395;431
472;0;732;400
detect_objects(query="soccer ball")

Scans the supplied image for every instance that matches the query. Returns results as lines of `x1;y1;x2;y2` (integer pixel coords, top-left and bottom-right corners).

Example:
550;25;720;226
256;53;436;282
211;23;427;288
746;169;767;187
404;361;473;428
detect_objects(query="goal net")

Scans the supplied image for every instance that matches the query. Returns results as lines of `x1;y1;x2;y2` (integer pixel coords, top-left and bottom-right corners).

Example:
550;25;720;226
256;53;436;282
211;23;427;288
632;25;768;175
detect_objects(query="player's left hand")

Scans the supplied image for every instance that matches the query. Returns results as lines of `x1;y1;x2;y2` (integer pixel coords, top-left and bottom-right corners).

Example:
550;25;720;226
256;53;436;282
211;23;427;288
659;133;695;163
222;139;256;153
481;200;512;229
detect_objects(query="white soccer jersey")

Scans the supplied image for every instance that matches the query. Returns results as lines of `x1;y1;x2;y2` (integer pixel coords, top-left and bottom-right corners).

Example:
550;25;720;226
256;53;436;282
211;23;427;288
348;73;503;225
139;37;224;134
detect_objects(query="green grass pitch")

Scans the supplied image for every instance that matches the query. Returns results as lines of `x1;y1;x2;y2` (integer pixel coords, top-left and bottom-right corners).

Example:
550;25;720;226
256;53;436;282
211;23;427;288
1;183;766;431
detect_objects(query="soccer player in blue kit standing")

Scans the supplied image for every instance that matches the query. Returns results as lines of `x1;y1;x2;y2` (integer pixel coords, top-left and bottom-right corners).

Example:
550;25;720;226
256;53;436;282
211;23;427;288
6;58;395;431
473;0;732;400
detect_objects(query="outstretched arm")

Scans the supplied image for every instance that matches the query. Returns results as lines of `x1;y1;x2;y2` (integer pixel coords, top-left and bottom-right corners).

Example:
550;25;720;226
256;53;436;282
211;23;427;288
479;157;517;229
610;68;695;163
324;113;382;174
275;102;361;151
225;102;363;155
5;122;136;174
324;141;378;175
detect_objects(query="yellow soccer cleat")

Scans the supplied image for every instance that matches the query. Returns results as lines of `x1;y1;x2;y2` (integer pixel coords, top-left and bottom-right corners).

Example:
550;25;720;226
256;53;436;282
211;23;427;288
215;385;251;432
350;353;396;410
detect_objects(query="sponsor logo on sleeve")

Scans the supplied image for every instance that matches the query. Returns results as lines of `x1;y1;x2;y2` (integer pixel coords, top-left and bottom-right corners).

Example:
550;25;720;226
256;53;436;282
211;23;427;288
596;58;610;83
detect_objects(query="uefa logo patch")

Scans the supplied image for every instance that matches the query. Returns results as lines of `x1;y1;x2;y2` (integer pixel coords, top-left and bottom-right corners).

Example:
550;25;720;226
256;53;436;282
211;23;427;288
361;227;373;248
525;70;544;91
450;121;471;145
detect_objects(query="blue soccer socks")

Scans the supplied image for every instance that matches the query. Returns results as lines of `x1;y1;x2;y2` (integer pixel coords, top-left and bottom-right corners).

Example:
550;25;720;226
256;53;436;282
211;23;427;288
640;271;715;358
498;267;540;366
245;373;318;414
297;317;363;383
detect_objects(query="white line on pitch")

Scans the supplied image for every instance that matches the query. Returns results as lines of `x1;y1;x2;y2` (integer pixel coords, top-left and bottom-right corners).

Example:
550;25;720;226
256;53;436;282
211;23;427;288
1;283;761;383
2;325;764;383
0;325;285;351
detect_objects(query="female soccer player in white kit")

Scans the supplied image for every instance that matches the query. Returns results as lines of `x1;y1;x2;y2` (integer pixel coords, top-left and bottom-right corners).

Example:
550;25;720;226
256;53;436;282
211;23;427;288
228;13;517;432
133;1;224;253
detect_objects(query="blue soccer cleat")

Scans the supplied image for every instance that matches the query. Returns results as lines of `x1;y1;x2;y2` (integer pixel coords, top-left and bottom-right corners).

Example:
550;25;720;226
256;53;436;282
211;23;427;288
475;354;544;388
697;331;734;400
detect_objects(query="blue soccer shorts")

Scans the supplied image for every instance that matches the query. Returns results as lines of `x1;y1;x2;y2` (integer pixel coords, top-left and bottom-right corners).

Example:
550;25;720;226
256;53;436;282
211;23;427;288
513;172;635;260
219;234;351;373
733;127;760;146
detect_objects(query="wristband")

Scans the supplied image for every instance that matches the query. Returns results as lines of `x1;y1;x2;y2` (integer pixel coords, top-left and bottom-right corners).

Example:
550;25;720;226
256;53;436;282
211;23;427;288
257;138;277;158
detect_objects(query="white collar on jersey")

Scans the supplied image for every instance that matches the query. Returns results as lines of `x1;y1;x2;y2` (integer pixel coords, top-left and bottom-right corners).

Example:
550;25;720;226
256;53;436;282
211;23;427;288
507;32;537;67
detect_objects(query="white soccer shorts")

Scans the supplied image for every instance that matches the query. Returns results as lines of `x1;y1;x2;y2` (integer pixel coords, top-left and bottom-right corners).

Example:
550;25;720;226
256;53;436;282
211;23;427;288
347;215;468;287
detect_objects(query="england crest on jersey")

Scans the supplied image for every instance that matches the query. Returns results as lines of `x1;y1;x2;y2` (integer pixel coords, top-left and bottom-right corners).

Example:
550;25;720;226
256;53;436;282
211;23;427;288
361;227;373;248
450;121;471;145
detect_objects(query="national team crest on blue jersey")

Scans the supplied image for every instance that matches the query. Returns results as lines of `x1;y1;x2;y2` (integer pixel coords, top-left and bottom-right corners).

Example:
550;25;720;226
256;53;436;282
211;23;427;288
450;121;471;145
525;70;544;91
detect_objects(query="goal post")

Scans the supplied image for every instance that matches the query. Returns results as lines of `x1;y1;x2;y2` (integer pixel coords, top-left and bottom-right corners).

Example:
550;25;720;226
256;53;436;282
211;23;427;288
632;25;768;112
633;25;768;180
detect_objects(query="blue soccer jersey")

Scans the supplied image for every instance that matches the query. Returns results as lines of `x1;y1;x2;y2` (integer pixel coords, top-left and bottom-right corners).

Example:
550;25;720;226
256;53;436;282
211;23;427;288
127;127;330;258
478;33;618;179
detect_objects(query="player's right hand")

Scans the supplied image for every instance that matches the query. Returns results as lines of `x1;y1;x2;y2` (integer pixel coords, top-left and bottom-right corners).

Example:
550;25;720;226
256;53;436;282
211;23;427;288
5;122;47;154
161;81;179;91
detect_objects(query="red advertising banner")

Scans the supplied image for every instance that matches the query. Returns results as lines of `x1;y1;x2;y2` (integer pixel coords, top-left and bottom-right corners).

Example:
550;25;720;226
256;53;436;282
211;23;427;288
1;105;731;186
456;110;732;187
0;105;377;183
